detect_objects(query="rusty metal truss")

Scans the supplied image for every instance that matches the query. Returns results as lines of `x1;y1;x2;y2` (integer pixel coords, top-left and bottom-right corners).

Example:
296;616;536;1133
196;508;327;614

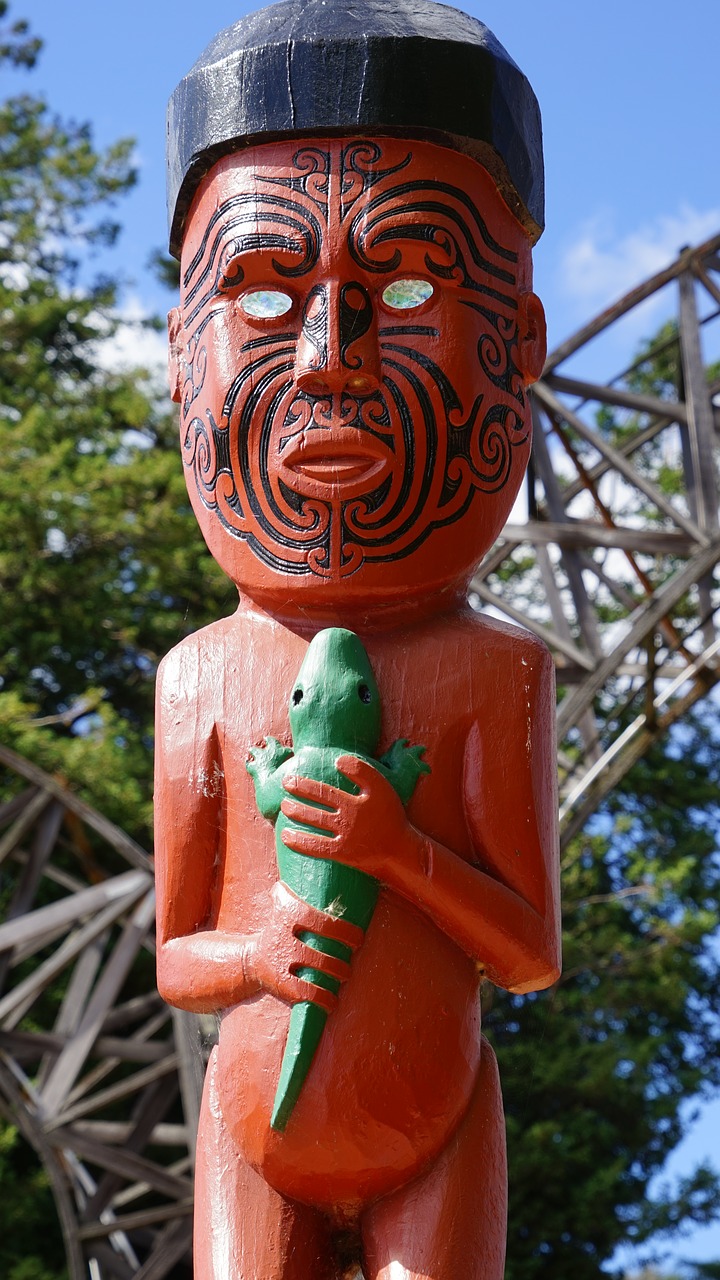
0;234;718;1278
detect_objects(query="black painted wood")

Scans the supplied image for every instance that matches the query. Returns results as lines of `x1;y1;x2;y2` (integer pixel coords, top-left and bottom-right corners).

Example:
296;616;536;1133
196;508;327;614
167;0;544;257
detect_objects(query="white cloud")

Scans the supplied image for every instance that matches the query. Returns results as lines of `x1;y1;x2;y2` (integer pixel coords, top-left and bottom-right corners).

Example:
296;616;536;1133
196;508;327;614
94;295;168;385
560;205;720;311
0;260;30;290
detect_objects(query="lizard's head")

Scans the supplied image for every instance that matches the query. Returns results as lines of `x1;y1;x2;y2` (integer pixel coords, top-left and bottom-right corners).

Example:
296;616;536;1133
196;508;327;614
289;628;381;754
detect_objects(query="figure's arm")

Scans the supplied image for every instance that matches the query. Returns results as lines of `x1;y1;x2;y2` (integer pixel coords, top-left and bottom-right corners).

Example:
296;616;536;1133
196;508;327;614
155;644;363;1015
457;641;561;992
154;642;252;1012
280;642;560;995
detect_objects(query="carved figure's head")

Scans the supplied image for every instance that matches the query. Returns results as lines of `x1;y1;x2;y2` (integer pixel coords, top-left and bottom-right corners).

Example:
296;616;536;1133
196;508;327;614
167;0;546;622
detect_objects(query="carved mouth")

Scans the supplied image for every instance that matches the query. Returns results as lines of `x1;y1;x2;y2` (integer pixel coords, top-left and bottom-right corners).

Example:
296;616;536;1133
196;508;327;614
290;453;385;482
280;432;391;497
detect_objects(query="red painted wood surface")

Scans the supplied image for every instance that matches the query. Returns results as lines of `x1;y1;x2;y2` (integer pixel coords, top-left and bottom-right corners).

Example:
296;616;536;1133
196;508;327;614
156;136;559;1279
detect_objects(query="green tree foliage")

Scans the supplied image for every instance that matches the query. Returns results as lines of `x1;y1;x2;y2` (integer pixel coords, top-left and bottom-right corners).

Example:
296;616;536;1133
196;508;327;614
0;9;232;846
0;9;229;1275
0;1119;70;1280
0;0;40;68
492;317;720;1278
627;1271;683;1280
493;707;720;1278
628;1266;720;1280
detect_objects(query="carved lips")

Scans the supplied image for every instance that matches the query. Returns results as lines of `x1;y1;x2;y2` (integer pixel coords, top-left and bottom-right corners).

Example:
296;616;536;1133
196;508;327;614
280;427;391;499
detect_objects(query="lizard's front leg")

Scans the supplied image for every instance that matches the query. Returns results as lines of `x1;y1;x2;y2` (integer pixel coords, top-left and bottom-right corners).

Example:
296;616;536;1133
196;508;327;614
247;737;293;820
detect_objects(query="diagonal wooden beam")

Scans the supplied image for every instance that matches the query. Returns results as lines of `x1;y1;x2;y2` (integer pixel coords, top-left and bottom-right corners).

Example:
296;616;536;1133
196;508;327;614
0;744;152;872
544;372;688;423
131;1218;194;1280
81;1075;181;1221
48;1128;193;1201
543;232;720;371
534;382;708;545
40;889;156;1118
472;581;596;671
0;869;151;955
556;539;720;740
0;787;54;867
0;894;149;1029
47;1056;181;1131
77;1199;193;1242
63;1009;172;1111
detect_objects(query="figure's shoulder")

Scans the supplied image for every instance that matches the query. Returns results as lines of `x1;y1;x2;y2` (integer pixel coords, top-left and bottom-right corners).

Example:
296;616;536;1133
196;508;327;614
156;615;239;708
437;610;555;728
440;608;554;679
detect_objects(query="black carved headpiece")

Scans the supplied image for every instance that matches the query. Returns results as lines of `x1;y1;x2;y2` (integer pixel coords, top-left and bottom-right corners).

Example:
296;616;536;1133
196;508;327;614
167;0;544;259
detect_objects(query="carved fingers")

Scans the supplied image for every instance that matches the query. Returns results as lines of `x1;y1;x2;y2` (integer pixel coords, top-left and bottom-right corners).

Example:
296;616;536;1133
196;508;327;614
280;773;344;835
280;756;410;880
248;882;363;1015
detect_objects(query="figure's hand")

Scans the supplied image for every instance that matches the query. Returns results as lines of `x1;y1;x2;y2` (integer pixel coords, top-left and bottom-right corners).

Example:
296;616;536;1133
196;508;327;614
246;881;364;1015
280;756;412;881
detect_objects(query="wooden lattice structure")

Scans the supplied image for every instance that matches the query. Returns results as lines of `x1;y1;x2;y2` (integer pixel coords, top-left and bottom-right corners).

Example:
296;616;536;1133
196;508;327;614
0;744;201;1279
0;234;718;1278
477;231;720;845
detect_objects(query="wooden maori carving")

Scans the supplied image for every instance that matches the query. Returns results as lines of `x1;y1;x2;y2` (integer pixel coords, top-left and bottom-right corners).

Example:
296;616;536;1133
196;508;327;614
156;4;560;1278
248;626;430;1132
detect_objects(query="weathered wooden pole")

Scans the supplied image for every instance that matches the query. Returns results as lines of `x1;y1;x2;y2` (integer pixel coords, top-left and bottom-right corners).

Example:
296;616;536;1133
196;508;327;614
156;3;560;1276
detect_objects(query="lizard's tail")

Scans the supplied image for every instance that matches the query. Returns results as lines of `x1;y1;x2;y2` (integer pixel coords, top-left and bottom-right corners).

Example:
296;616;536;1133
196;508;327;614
271;1000;328;1132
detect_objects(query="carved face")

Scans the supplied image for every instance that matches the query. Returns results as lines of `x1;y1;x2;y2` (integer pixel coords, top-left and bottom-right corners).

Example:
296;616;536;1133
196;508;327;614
170;137;545;618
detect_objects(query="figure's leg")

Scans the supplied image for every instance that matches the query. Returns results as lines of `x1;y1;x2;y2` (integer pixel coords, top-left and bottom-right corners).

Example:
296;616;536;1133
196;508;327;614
361;1036;507;1280
195;1049;335;1280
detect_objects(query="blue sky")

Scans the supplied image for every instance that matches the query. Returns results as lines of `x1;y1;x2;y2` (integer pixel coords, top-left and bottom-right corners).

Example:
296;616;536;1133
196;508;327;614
18;0;720;366
14;1;720;1273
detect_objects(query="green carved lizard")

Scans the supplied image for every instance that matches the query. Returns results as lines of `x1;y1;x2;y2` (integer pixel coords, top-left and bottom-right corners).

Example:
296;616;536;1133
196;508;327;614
246;626;430;1132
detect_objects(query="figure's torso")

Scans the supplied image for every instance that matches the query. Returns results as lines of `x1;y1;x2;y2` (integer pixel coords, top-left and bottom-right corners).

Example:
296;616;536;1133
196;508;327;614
163;603;553;1211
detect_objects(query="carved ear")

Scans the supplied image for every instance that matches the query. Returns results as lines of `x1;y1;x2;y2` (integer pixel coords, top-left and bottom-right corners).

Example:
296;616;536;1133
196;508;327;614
167;307;184;404
517;292;547;386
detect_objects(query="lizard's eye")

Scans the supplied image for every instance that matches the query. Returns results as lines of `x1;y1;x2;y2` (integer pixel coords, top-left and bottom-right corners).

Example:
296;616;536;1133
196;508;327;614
358;684;372;704
293;688;303;705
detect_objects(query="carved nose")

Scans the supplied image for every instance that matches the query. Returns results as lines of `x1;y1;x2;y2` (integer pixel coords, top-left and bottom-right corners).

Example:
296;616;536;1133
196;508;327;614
295;282;381;396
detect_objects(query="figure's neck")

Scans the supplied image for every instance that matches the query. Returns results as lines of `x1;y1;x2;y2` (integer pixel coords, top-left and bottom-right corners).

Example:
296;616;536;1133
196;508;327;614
235;581;468;637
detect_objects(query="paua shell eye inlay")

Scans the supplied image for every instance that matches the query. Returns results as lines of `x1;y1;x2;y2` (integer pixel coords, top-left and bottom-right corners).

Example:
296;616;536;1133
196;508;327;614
381;279;434;310
241;289;294;318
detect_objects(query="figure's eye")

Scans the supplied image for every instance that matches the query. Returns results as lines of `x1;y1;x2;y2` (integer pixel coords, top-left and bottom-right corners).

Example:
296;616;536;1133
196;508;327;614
241;289;294;319
381;279;434;310
358;684;372;704
293;688;304;705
